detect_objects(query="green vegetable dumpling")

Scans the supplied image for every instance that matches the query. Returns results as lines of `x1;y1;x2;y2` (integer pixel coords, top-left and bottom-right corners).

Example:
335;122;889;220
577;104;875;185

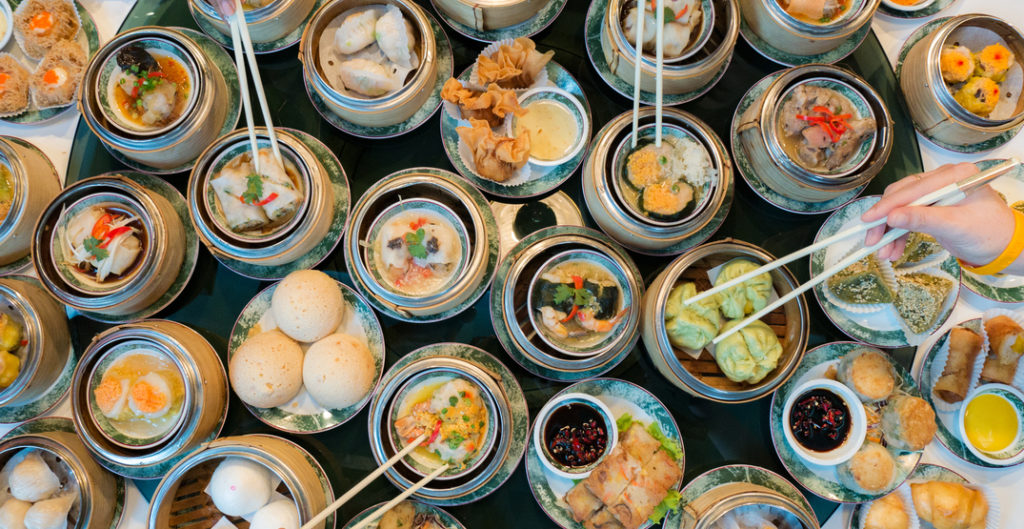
664;282;720;350
714;319;783;384
714;259;772;320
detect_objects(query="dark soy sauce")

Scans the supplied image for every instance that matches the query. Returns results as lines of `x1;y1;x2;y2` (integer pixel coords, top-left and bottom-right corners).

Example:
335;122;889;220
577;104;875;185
789;388;851;452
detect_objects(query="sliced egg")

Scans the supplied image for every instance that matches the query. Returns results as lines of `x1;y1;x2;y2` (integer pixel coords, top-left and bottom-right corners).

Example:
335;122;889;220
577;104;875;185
94;376;129;419
128;372;172;419
42;67;67;87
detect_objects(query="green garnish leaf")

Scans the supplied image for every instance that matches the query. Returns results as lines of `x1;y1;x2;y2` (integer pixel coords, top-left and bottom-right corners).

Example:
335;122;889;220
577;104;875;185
83;237;108;260
647;422;684;461
649;489;682;523
441;408;448;415
449;396;458;406
658;155;668;165
662;7;675;20
553;283;594;307
447;432;464;449
616;412;634;432
404;228;428;259
241;173;263;205
462;415;470;422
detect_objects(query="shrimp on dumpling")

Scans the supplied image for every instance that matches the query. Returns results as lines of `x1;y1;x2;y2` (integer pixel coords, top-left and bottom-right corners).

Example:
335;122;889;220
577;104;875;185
24;493;76;529
337;58;402;97
334;9;378;54
374;5;417;69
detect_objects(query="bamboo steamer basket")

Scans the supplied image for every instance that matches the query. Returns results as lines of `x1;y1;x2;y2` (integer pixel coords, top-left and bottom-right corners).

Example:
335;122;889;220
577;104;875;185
70;320;228;476
300;0;438;127
640;240;809;403
148;434;334;529
0;138;61;268
188;128;335;267
674;481;819;529
190;0;317;43
736;64;893;204
0;427;121;529
601;0;738;95
78;27;230;170
434;0;548;31
738;0;880;57
32;176;186;317
0;277;70;408
900;15;1024;147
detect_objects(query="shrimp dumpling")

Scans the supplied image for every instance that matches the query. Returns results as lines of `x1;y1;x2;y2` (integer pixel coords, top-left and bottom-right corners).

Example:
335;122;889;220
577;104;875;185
374;5;416;68
337;58;402;97
23;494;75;529
662;22;692;57
0;498;31;529
8;451;60;503
335;9;378;54
622;7;656;50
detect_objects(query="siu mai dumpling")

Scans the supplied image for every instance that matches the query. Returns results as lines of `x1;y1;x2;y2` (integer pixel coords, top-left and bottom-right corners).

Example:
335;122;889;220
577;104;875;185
334;9;378;54
23;494;75;529
337;58;402;97
374;5;416;68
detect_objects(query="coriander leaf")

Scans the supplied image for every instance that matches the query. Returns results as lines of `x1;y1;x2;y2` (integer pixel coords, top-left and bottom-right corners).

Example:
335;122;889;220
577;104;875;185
648;489;682;523
241;173;263;205
404;228;428;259
83;237;109;261
553;283;575;304
449;396;458;406
663;7;675;20
574;288;594;307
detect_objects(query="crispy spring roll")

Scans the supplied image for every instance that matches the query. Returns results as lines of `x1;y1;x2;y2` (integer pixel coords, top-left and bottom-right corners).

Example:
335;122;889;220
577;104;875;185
934;327;984;403
566;481;603;523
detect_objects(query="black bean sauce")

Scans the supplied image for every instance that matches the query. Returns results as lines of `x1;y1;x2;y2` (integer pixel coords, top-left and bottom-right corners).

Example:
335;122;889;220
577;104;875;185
544;403;609;467
789;388;851;452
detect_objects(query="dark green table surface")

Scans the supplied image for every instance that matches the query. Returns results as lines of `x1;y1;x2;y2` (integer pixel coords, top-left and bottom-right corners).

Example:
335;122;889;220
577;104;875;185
65;0;924;526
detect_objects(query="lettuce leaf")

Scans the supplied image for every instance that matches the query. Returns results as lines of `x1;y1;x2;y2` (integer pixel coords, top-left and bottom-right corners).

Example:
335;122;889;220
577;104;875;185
648;489;682;523
614;414;684;522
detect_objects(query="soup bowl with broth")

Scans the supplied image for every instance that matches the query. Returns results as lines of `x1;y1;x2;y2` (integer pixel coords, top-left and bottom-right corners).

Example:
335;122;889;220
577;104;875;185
506;87;588;167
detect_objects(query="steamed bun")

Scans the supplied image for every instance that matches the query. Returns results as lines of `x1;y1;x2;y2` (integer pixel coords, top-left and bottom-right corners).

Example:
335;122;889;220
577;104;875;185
714;259;772;320
271;270;344;343
250;499;300;529
664;282;721;350
208;458;274;517
8;451;60;502
714;319;783;384
302;333;375;410
229;330;304;409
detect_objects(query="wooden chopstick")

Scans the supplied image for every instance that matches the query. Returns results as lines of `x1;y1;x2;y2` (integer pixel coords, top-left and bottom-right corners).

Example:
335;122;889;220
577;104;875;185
711;158;1022;344
227;16;260;173
654;0;663;147
686;158;1022;307
346;464;451;529
630;2;645;148
298;433;428;529
232;0;283;167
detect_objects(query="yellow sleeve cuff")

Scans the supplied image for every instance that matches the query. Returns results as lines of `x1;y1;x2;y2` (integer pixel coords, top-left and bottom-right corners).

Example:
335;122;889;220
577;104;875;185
959;210;1024;276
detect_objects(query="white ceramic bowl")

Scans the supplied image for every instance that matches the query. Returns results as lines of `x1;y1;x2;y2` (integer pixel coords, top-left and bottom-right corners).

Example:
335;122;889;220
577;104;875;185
958;383;1024;466
505;86;588;168
782;378;866;467
880;0;936;12
532;392;617;480
0;1;13;50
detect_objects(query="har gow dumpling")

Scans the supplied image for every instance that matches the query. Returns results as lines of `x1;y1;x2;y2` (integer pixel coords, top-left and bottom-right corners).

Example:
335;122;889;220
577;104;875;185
0;498;31;529
334;9;378;54
374;5;416;69
8;451;60;503
662;22;692;57
338;58;402;97
622;7;656;50
23;494;75;529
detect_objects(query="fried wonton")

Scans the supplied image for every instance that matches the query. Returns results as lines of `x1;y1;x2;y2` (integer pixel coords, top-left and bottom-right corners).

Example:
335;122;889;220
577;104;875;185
455;118;531;183
441;79;525;127
475;37;554;89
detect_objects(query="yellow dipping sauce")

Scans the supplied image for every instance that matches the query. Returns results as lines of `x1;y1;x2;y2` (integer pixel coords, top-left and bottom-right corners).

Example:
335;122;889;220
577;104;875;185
964;393;1019;453
514;100;578;161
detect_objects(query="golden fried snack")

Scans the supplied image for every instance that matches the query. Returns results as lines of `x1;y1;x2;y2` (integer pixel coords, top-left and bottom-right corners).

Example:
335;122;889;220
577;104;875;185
934;327;984;403
910;481;987;529
981;315;1024;385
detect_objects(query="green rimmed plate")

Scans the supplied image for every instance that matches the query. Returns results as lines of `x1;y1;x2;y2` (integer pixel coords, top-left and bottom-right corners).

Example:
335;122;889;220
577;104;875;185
895;17;1023;154
369;342;529;506
188;0;324;54
1;0;100;124
961;159;1024;303
342;500;466;529
918;320;1024;468
849;463;968;529
810;196;961;348
738;13;872;67
526;377;685;529
430;0;567;43
663;464;816;529
769;342;925;503
0;137;57;276
877;0;958;19
730;71;867;215
440;62;592;198
0;417;127;529
304;10;452;139
207;128;352;281
0;276;78;425
228;273;385;434
100;27;241;175
583;0;731;106
68;172;201;324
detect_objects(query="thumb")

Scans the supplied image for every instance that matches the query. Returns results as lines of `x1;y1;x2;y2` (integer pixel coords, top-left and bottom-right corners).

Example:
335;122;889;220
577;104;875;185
213;0;236;18
886;205;964;239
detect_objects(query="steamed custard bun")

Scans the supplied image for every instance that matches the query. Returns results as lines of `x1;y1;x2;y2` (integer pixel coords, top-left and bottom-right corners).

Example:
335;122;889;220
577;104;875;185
250;499;300;529
271;270;344;343
208;458;274;517
229;330;304;409
8;451;60;502
302;333;375;409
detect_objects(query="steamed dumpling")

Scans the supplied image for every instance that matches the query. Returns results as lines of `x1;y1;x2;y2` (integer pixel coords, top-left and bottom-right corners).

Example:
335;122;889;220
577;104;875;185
23;494;75;529
374;5;416;69
622;7;656;50
714;319;783;384
338;58;402;97
664;282;721;350
8;451;60;503
662;22;692;57
714;259;772;320
334;9;378;54
0;498;31;529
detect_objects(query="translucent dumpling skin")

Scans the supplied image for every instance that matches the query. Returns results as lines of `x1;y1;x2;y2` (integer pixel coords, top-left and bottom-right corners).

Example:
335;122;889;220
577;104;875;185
8;451;60;503
374;5;416;68
23;494;75;529
334;9;378;54
337;58;401;97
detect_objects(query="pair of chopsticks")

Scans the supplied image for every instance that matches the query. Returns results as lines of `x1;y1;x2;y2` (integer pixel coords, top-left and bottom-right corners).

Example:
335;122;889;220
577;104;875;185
631;0;665;148
688;158;1022;345
225;0;282;173
298;433;450;529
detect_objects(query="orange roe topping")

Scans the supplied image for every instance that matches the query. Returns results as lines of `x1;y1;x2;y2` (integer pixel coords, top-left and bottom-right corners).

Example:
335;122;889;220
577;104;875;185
28;12;53;34
42;69;59;84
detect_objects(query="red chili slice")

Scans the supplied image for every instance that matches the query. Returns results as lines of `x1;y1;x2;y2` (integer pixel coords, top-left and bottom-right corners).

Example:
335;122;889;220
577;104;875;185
252;192;279;206
97;226;133;249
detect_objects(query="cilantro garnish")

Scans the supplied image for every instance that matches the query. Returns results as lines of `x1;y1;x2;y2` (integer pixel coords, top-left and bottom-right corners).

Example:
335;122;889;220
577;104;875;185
553;283;594;307
404;228;428;259
241;173;263;205
83;237;109;260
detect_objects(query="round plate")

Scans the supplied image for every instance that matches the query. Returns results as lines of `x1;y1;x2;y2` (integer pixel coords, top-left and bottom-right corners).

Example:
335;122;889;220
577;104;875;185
849;463;968;529
430;0;568;43
0;0;100;124
489;226;639;381
877;0;957;19
369;343;528;506
730;71;868;214
526;378;685;529
68;172;201;324
895;17;1023;154
810;196;961;348
0;417;126;529
663;464;816;529
345;167;500;323
961;159;1024;302
304;10;452;139
917;319;1024;468
188;0;324;54
769;342;925;503
0;137;58;276
99;27;242;175
0;276;78;424
342;500;466;529
738;13;872;67
583;0;732;106
440;61;592;198
208;128;352;280
229;274;385;434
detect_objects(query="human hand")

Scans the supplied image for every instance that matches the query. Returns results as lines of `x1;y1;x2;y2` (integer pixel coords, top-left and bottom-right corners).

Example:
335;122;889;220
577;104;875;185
212;0;236;19
861;162;1015;267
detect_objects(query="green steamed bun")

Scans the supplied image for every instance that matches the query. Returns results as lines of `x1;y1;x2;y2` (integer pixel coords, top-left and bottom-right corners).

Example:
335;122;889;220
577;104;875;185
714;259;772;320
664;282;721;350
714;319;783;384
